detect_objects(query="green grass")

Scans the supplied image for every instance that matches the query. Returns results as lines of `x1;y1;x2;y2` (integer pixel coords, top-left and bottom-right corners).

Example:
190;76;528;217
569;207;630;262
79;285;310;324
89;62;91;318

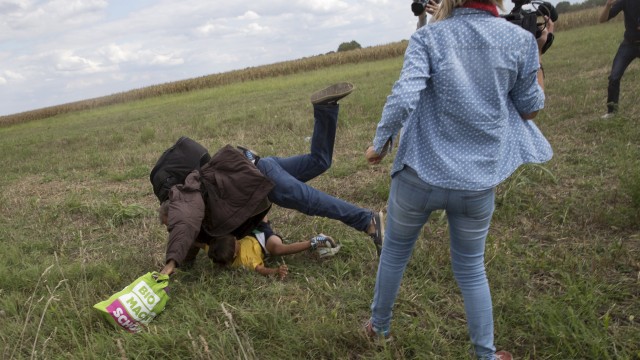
1;22;639;359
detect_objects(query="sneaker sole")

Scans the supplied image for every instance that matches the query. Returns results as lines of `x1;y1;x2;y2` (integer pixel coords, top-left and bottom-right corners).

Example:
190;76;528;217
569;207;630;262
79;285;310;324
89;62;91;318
317;244;341;258
310;83;354;105
373;211;384;257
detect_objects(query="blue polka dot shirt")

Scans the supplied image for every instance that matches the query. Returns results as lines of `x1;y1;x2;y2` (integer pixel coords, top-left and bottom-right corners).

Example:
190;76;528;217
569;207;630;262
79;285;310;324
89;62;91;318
373;8;553;191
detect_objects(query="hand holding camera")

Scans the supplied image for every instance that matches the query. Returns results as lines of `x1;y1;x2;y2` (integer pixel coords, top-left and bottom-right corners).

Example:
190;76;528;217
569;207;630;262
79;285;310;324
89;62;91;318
411;0;441;17
536;15;554;55
501;0;558;53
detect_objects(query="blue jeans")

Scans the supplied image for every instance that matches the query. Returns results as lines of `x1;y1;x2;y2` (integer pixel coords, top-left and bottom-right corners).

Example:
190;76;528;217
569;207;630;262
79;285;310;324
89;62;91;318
256;104;372;232
370;167;497;359
607;40;640;112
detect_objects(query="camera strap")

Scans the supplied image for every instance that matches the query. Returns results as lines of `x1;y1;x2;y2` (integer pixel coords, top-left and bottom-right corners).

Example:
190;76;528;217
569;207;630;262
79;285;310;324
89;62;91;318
541;32;554;54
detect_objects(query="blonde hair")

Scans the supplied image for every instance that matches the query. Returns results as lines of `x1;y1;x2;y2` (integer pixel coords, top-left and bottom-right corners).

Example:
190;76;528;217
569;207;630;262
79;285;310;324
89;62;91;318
433;0;504;22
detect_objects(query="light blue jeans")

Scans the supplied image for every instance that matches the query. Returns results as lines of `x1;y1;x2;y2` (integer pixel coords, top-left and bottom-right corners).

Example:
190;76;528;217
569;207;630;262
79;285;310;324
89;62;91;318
257;105;372;232
370;167;497;359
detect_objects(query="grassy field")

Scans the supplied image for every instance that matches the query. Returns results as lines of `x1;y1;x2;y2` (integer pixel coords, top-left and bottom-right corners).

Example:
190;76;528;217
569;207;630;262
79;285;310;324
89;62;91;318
1;20;639;360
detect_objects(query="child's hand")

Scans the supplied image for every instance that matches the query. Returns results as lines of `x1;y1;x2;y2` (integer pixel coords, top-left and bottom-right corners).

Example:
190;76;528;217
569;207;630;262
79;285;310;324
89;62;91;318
277;264;288;279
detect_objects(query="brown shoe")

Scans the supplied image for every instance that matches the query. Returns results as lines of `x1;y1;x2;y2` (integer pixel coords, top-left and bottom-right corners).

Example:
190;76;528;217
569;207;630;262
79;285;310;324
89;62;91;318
495;350;513;360
310;82;354;105
363;319;392;343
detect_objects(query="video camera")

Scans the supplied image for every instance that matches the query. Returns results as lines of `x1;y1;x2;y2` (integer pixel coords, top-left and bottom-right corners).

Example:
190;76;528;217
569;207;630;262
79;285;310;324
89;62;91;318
410;0;557;53
502;0;558;52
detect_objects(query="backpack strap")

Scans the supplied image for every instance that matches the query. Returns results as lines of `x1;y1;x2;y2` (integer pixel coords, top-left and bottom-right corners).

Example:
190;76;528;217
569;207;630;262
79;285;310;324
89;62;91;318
252;230;270;256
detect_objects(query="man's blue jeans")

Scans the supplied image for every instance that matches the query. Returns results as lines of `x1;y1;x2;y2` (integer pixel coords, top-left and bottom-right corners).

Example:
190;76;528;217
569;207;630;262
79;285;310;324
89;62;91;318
370;167;497;359
607;40;640;112
256;104;372;232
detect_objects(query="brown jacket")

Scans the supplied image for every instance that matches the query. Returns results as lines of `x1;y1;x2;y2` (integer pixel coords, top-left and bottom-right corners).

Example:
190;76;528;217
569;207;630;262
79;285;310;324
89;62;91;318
165;145;274;266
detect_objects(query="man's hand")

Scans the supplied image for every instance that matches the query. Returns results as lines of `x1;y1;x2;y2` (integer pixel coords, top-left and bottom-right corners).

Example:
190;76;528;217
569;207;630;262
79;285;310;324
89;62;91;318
599;0;616;23
160;259;176;275
365;146;385;165
536;16;555;55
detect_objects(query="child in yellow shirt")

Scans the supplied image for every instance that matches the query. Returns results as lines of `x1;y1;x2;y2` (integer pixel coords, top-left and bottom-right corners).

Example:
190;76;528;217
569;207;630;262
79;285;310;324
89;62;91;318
210;218;340;279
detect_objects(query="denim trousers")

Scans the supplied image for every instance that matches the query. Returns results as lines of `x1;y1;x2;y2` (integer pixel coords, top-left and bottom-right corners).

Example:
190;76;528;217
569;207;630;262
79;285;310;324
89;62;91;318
607;40;640;112
256;104;372;232
370;167;497;359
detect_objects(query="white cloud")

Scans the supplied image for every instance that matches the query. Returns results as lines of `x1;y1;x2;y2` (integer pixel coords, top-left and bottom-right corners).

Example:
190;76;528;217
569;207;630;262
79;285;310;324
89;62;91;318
65;77;105;90
45;0;108;23
0;77;7;85
4;70;25;81
196;21;229;36
0;0;108;41
243;23;270;33
320;15;352;28
238;11;260;20
296;0;349;12
150;53;184;66
55;51;106;74
99;44;133;64
95;43;184;67
0;0;28;12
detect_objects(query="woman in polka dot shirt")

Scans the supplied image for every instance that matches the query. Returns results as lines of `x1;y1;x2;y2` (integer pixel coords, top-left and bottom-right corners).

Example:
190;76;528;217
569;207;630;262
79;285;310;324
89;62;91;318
364;0;554;358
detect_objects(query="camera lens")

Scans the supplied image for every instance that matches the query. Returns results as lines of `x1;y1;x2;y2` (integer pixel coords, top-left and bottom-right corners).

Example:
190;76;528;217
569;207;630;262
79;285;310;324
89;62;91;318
411;1;425;16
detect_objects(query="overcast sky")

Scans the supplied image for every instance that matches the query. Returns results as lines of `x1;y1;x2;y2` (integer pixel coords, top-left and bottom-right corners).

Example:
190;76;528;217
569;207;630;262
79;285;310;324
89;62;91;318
1;0;580;116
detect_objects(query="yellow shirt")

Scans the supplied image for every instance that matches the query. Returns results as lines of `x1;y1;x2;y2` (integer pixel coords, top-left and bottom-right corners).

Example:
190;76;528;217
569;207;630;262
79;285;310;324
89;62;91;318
231;236;264;271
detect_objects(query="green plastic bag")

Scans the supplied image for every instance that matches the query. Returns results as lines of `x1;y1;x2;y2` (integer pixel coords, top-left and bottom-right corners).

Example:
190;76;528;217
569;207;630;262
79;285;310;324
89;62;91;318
93;271;170;333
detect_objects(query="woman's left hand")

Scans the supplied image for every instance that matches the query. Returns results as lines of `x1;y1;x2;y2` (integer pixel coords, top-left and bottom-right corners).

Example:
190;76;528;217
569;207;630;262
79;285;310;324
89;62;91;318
365;146;384;165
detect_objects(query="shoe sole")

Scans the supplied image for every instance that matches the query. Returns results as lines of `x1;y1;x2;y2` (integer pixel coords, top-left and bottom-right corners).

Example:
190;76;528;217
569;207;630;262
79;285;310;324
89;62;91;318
310;82;354;105
373;211;384;257
317;244;341;258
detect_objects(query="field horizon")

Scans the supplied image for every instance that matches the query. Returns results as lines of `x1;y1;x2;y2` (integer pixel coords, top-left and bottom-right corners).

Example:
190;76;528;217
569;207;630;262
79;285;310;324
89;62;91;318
1;13;638;360
0;6;624;127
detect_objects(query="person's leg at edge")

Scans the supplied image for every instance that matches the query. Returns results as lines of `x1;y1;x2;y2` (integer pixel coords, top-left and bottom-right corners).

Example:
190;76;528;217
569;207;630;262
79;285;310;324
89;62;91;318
446;188;496;359
370;168;434;333
256;156;371;232
606;43;636;113
269;104;339;182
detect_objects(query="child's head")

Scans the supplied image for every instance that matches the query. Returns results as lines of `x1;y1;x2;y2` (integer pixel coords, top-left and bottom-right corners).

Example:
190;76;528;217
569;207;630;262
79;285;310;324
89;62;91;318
208;236;238;265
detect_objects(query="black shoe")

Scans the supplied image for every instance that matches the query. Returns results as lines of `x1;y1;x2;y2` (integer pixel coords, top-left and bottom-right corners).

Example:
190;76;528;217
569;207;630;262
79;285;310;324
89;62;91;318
237;146;260;165
310;82;354;105
369;211;384;257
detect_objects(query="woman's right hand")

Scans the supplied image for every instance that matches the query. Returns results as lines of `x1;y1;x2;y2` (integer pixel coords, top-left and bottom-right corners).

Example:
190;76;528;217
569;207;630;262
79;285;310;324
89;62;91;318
425;0;439;15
